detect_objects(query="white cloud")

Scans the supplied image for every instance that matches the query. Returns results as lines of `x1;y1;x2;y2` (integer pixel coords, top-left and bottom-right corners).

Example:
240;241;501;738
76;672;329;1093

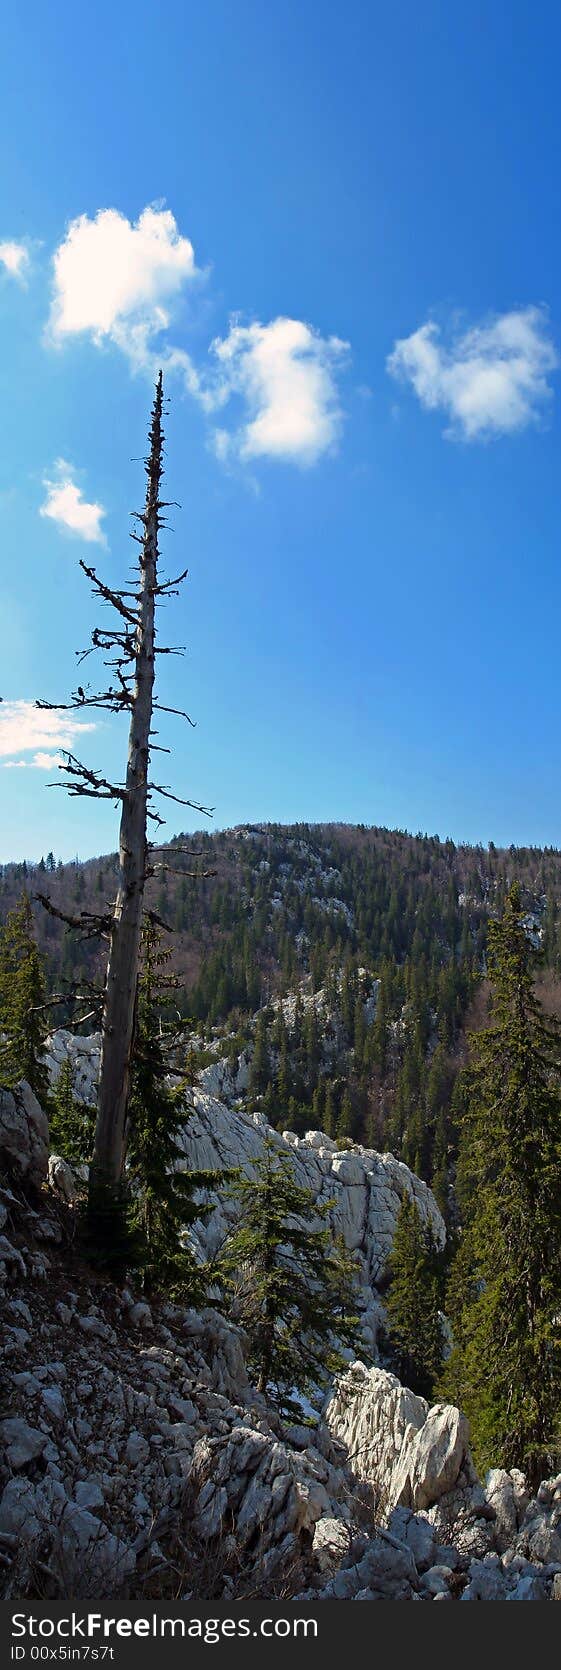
0;240;30;282
2;751;63;771
40;460;107;545
387;306;558;439
47;203;349;468
209;316;349;465
0;701;96;768
49;205;199;352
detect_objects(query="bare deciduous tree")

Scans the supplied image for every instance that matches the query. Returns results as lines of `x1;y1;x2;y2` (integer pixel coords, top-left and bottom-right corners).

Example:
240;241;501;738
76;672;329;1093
36;373;212;1236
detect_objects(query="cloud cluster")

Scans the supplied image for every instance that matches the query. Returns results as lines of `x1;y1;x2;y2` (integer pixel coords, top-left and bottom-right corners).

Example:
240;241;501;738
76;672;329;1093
0;700;96;770
211;316;349;466
387;307;558;439
0;240;30;282
40;460;107;545
46;204;347;467
19;200;556;472
49;205;198;351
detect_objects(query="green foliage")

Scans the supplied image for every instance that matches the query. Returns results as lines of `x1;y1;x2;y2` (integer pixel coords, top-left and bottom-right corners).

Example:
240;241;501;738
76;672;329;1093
126;924;219;1299
439;884;561;1484
218;1139;361;1414
49;1057;94;1164
0;892;50;1104
248;1010;270;1096
386;1193;444;1398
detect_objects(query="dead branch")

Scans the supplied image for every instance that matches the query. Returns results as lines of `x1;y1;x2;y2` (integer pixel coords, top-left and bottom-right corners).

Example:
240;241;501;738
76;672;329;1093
153;701;196;726
34;893;112;938
143;908;174;933
145;863;217;879
50;755;126;801
149;783;214;815
79;560;140;626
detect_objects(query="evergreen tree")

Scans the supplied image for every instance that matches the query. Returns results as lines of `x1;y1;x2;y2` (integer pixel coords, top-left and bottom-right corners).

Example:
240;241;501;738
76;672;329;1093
440;884;561;1483
249;1011;270;1097
0;893;50;1104
50;1057;94;1164
219;1140;360;1413
337;1088;354;1141
324;1081;337;1138
386;1193;444;1398
126;924;218;1297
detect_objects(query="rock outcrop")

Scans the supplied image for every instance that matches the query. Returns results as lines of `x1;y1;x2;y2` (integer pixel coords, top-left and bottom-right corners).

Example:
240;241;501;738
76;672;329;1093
2;1069;560;1602
43;1030;445;1358
0;1081;49;1191
1;1157;561;1602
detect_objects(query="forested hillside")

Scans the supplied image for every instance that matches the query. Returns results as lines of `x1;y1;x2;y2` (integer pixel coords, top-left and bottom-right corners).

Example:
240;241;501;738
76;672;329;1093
3;820;561;1209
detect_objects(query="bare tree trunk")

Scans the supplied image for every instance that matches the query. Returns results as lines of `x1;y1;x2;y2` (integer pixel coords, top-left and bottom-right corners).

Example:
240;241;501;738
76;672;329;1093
89;373;163;1201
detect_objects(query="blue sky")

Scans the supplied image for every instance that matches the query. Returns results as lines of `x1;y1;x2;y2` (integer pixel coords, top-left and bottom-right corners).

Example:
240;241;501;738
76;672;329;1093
1;0;561;861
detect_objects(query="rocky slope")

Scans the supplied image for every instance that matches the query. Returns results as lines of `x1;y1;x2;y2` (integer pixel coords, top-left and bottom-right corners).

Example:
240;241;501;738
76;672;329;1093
1;1078;561;1602
44;1028;444;1356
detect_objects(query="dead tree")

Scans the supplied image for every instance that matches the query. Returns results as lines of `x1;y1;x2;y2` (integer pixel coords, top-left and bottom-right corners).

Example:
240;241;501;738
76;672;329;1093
37;373;213;1233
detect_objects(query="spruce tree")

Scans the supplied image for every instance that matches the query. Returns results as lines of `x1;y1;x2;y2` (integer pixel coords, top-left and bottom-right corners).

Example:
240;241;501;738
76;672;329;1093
50;1057;94;1165
126;923;218;1297
219;1140;360;1413
337;1088;354;1141
0;893;50;1104
249;1011;270;1097
440;884;561;1483
386;1192;444;1398
324;1081;337;1138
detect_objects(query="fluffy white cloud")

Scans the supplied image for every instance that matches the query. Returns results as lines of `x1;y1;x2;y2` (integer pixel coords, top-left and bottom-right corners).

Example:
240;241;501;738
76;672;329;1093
210;316;349;465
47;202;348;467
40;460;107;545
387;307;558;439
0;240;30;282
2;751;63;771
0;701;96;769
49;205;198;352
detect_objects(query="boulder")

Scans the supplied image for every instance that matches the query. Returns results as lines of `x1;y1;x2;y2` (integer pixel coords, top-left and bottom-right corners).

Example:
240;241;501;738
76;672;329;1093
388;1505;437;1572
392;1404;471;1512
0;1082;49;1189
48;1154;79;1202
325;1363;428;1506
0;1417;48;1470
312;1516;351;1573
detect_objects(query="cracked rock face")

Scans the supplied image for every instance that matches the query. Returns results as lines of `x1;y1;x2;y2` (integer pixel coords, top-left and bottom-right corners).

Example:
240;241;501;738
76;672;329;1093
0;1082;49;1190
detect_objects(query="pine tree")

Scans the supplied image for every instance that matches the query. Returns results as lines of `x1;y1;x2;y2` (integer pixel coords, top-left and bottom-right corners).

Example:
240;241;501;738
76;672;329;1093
439;884;561;1483
0;893;50;1104
219;1140;360;1413
126;923;218;1297
386;1192;444;1398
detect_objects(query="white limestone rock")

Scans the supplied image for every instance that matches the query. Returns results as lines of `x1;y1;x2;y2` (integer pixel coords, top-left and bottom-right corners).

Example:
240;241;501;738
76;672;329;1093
485;1467;529;1551
48;1154;79;1202
325;1362;428;1504
44;1030;445;1319
0;1082;49;1189
325;1364;472;1518
392;1404;471;1512
312;1516;351;1573
44;1030;101;1108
